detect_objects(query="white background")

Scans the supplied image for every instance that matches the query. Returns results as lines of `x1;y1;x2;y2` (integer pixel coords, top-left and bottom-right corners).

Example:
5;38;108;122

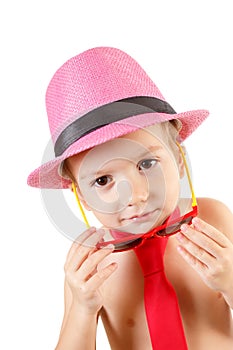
1;1;233;349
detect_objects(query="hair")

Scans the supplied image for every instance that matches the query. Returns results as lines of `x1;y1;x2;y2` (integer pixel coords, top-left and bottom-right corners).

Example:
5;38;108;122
60;119;182;183
160;119;182;150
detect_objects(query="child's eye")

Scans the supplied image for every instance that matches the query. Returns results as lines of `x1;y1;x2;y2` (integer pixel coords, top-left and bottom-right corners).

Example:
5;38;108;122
137;159;157;171
94;175;112;187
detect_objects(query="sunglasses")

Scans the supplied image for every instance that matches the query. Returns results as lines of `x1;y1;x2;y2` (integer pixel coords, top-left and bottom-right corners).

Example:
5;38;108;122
72;142;197;252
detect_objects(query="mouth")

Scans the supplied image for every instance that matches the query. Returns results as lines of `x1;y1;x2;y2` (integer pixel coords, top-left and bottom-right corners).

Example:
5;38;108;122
122;209;157;223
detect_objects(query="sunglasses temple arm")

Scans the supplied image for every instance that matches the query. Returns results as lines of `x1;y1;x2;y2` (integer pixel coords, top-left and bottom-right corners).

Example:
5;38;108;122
176;142;197;207
71;182;90;228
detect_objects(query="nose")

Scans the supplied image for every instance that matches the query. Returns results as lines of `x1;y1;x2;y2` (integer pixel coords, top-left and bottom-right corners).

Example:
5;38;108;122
126;172;149;206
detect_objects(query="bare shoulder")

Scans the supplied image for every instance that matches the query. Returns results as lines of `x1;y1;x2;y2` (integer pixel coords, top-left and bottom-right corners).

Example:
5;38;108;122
197;197;233;241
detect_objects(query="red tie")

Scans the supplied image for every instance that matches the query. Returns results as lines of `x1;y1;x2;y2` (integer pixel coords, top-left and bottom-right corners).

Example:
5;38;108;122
134;235;188;349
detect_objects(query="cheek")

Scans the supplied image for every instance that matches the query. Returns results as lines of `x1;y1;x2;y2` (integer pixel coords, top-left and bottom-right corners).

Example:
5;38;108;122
146;161;179;205
92;210;120;227
157;158;180;204
80;177;135;214
95;187;118;204
146;168;166;207
167;180;180;205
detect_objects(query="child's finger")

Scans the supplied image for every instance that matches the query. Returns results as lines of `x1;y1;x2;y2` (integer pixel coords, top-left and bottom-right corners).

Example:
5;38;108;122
80;228;106;248
65;229;106;271
78;245;115;280
179;225;220;259
65;227;96;265
176;245;207;272
85;262;118;291
192;217;228;248
177;233;215;267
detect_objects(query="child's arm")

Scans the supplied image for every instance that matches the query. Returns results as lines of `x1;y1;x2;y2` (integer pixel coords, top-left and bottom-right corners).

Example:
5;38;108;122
55;301;99;350
55;227;117;350
176;198;233;309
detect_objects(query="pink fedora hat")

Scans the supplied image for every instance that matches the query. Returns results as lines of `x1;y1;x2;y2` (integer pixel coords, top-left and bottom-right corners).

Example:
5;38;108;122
27;47;209;189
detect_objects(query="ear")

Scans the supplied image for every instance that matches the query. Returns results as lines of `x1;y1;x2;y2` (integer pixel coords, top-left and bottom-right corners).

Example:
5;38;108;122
69;182;92;211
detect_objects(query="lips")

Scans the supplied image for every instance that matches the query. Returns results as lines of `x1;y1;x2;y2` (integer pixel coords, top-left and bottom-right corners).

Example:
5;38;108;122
122;209;157;223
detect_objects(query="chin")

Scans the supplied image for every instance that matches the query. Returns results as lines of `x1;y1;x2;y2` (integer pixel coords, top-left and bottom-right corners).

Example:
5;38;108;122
114;221;158;235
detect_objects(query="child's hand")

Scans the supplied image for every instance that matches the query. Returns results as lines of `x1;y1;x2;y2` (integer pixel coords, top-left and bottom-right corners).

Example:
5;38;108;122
64;227;117;315
176;217;233;296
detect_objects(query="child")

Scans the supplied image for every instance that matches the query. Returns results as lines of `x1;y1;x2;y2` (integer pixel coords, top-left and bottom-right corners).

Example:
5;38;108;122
27;47;233;349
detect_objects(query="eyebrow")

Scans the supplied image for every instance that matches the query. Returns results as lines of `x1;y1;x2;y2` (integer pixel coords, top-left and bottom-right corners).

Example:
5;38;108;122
128;144;163;163
138;144;163;158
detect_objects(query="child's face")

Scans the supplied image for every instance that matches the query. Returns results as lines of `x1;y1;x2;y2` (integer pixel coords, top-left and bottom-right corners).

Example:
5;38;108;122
67;125;182;234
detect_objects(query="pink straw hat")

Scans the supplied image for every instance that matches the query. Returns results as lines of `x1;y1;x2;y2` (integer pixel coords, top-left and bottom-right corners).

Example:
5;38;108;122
27;47;209;189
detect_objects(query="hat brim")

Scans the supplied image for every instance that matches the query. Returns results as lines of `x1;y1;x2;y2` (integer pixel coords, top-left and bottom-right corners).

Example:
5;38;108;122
27;109;209;189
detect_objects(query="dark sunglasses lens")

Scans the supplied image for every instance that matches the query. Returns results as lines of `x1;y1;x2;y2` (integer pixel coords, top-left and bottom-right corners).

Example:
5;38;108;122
113;237;143;252
157;215;194;236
